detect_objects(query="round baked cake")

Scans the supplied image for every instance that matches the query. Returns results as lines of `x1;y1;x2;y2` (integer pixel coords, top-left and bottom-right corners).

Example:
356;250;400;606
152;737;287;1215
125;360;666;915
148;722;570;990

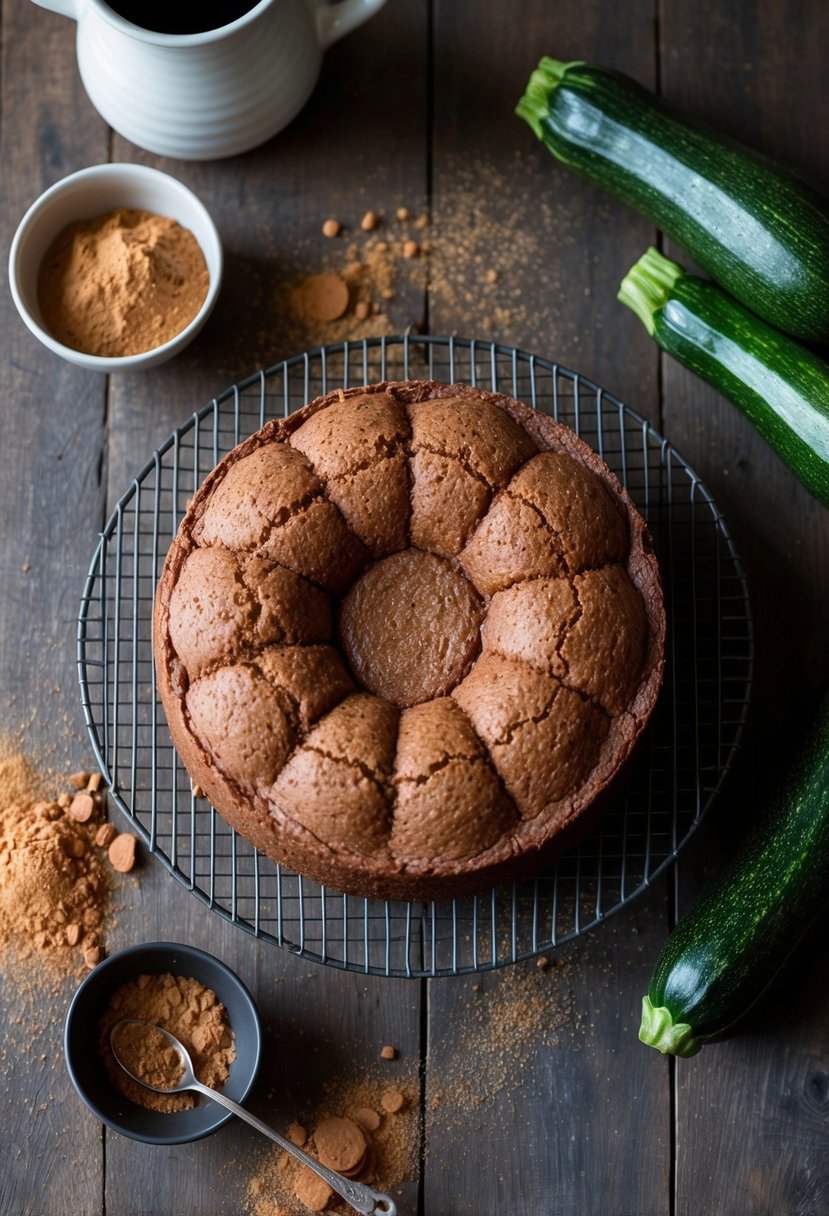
154;380;665;900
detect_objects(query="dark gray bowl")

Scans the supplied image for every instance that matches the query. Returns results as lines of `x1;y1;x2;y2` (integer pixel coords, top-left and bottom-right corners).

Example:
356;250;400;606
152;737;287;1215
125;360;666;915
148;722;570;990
64;941;261;1144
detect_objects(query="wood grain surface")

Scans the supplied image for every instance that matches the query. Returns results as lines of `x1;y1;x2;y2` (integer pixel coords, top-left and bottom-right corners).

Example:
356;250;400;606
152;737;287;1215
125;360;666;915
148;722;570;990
0;3;109;1214
1;1;827;1214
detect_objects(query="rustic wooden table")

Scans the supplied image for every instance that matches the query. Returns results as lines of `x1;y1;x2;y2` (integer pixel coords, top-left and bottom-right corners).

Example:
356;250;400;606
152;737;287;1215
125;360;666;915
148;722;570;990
2;1;828;1213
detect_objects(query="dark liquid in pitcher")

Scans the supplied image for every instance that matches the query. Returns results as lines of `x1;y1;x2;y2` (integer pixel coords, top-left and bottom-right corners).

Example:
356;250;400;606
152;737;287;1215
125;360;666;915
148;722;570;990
105;2;261;35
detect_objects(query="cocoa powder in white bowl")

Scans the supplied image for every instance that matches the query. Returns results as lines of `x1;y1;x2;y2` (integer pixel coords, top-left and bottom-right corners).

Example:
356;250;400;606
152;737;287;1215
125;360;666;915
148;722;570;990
9;163;222;373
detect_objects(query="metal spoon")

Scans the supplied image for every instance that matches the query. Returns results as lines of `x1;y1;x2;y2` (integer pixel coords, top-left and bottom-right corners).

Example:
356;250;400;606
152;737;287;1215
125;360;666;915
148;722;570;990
110;1018;397;1216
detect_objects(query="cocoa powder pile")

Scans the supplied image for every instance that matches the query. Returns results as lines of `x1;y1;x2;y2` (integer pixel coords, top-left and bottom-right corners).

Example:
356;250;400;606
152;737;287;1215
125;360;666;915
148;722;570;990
263;207;429;358
245;1068;417;1216
38;207;209;357
99;973;236;1114
0;751;138;975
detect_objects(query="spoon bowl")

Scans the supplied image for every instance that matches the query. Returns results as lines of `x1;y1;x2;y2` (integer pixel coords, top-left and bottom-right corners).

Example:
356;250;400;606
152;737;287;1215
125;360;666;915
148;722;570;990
110;1018;199;1094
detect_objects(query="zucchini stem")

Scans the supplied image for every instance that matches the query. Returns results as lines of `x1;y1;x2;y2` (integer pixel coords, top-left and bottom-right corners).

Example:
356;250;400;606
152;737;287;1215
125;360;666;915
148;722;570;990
618;247;685;336
639;995;701;1058
516;57;582;139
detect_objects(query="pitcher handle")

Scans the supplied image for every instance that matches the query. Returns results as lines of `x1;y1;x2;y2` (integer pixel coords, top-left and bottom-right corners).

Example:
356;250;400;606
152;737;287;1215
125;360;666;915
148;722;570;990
313;0;387;50
30;0;80;18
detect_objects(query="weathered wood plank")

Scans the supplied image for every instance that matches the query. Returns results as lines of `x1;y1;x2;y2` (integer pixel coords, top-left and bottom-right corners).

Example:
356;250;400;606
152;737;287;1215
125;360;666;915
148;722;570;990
425;4;670;1214
428;0;661;415
101;3;429;1213
0;1;110;1212
657;2;829;1213
425;886;671;1216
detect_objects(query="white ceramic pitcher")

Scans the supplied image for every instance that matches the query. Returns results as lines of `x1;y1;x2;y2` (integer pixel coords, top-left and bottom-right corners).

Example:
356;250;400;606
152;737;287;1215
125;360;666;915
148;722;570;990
31;0;387;160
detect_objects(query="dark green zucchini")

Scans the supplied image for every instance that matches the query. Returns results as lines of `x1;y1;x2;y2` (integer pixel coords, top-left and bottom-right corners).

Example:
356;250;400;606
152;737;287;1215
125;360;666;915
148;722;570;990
618;247;829;506
516;58;829;341
640;693;829;1057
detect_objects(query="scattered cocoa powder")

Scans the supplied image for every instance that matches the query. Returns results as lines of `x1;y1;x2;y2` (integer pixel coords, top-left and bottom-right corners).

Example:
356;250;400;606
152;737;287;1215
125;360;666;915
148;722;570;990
260;164;561;359
292;273;350;323
426;151;598;348
351;1107;381;1133
0;752;111;973
427;955;576;1116
108;832;138;873
95;822;118;849
68;792;95;822
294;1168;332;1212
0;747;141;983
379;1090;406;1115
244;1069;416;1216
38;207;209;358
99;972;236;1115
261;206;428;359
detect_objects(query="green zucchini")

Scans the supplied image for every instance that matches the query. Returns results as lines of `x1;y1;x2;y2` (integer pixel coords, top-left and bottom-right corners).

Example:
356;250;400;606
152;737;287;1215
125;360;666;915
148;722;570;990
640;693;829;1057
516;58;829;341
618;247;829;506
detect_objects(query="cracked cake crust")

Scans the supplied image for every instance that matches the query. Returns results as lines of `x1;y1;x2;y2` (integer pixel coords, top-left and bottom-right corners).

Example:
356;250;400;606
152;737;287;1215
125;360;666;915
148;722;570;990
154;380;666;900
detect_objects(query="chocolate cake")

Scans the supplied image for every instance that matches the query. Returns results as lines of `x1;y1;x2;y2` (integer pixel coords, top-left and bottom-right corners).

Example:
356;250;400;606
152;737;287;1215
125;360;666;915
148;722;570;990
153;380;665;900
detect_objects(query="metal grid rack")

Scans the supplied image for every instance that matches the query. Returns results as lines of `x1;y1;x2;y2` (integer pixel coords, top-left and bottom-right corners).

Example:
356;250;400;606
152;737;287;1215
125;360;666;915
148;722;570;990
77;335;753;977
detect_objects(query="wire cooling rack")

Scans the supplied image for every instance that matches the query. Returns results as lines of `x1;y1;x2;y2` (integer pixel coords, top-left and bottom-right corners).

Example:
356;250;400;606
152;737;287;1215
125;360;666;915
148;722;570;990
77;335;753;977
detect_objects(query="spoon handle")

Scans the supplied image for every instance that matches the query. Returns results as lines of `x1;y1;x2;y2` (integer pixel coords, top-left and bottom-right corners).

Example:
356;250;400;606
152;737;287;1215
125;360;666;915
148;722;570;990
188;1081;397;1216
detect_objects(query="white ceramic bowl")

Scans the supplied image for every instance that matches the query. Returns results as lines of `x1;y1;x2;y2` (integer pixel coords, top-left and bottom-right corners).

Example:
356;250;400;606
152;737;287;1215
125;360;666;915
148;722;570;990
9;163;223;373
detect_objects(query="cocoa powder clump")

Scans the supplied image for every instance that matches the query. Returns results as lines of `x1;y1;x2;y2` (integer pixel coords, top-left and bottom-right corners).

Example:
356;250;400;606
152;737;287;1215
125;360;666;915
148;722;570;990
38;207;209;358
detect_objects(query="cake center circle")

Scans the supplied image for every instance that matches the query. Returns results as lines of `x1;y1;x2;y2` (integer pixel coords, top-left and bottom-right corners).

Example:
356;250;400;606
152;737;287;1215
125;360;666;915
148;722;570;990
337;549;484;708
